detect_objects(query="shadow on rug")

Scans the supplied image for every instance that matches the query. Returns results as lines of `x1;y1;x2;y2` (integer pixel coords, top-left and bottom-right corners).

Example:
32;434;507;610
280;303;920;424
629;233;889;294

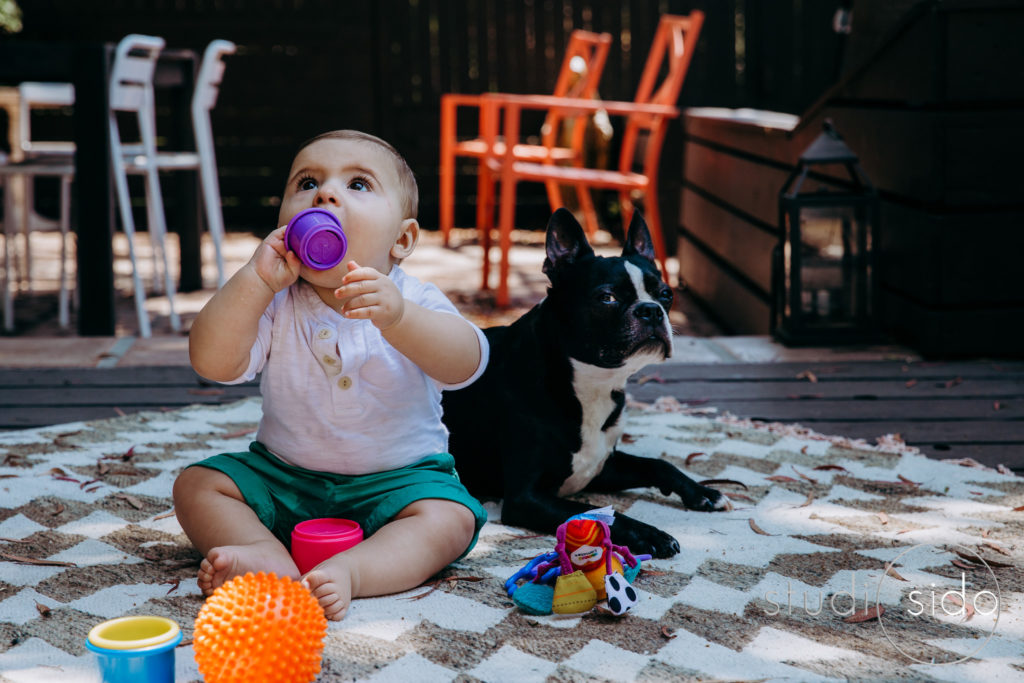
1;397;1022;682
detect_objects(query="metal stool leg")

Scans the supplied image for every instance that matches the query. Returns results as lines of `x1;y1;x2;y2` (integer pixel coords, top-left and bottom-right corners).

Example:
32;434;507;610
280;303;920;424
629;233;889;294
2;181;14;332
58;174;71;328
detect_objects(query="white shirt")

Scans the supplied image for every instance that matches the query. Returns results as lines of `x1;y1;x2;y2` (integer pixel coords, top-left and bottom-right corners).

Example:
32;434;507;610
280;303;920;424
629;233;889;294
224;266;489;475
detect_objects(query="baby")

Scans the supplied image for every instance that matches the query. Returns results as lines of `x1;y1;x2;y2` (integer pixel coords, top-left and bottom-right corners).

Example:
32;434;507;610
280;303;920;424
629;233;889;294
173;130;489;620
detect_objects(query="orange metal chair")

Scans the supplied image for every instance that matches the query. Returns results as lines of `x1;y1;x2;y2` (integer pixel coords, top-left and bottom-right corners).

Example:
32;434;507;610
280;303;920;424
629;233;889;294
482;12;705;307
439;30;612;249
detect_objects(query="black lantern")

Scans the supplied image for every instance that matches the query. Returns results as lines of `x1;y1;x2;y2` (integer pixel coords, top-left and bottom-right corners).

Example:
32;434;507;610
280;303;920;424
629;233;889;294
772;121;880;344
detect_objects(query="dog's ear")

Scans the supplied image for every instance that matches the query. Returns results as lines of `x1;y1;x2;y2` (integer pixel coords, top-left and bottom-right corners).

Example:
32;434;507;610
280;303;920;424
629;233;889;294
622;211;656;264
543;208;594;278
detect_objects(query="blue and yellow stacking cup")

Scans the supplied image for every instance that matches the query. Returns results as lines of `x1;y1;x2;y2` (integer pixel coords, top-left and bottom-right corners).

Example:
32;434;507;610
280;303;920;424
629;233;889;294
86;616;182;683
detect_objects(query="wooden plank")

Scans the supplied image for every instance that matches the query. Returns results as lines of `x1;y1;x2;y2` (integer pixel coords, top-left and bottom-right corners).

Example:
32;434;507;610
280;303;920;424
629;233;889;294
680;187;776;293
914;444;1023;471
683;110;806;164
641;361;1024;381
0;386;260;408
682;140;792;228
624;397;1024;421
628;379;1024;401
772;420;1024;446
0;367;231;388
677;233;771;334
0;407;156;430
627;361;1024;470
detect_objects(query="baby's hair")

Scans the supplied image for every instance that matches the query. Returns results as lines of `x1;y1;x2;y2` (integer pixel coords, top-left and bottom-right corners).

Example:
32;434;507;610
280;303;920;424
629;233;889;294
296;130;419;219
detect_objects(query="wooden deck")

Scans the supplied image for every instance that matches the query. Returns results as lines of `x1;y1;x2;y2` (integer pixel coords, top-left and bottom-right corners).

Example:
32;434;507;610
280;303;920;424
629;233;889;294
2;360;1022;473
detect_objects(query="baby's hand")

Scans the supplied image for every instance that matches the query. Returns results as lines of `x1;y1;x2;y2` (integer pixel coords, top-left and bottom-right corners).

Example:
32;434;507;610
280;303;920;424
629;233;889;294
335;262;405;330
250;226;301;293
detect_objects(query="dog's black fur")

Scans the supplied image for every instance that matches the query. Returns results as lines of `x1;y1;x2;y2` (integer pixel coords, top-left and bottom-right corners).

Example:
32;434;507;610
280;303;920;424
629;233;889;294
442;209;729;558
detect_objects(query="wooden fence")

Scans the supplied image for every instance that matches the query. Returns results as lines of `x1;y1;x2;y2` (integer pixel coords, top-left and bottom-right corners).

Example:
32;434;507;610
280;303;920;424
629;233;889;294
12;0;845;234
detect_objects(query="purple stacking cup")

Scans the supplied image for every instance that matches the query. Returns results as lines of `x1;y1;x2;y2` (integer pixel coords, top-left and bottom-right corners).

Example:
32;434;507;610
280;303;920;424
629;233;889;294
284;208;348;270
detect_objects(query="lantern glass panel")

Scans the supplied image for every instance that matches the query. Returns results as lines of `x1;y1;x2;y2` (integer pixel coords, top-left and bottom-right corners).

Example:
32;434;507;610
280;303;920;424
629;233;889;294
794;205;867;326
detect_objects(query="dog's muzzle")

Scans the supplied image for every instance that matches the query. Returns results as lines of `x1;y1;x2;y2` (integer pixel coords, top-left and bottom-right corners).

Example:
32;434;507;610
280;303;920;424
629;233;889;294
629;302;671;357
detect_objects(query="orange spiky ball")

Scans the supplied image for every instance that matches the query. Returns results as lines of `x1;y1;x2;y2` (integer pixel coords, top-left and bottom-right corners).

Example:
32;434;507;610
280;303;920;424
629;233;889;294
193;572;327;683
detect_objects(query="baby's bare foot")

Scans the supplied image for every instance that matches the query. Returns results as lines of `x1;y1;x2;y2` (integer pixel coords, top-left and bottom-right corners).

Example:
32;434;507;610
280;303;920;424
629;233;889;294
197;543;299;596
301;555;355;621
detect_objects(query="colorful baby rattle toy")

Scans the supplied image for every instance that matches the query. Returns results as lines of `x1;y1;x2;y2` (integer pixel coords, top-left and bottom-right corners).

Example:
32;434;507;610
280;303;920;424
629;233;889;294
193;572;327;683
505;507;649;616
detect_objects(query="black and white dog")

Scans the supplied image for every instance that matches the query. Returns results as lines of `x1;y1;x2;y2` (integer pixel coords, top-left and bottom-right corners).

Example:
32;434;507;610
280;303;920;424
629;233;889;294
442;208;729;558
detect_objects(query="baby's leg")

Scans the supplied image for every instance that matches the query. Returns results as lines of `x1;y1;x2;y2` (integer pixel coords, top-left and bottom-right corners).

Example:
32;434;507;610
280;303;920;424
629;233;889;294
301;499;476;620
173;466;299;595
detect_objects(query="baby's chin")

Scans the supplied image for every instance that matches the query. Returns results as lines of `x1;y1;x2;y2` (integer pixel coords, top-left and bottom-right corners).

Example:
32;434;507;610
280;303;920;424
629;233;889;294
299;266;347;290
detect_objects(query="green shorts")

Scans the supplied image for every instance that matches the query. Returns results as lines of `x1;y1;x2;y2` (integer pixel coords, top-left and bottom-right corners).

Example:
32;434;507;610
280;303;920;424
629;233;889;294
186;442;488;558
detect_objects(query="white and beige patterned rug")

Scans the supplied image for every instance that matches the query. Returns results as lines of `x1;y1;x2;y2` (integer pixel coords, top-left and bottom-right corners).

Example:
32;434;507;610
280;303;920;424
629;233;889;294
1;397;1022;682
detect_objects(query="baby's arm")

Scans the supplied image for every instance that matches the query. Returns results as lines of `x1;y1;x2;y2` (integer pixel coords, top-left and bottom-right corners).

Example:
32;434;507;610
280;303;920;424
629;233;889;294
190;227;301;382
380;302;481;385
335;263;481;385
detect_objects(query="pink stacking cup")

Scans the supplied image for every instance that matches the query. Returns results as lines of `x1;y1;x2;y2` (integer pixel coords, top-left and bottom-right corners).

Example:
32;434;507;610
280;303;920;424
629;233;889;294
284;208;348;270
291;518;363;573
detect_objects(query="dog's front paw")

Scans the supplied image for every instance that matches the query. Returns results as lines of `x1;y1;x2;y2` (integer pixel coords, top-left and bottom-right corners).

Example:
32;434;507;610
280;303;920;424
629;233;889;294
683;485;732;512
613;522;679;559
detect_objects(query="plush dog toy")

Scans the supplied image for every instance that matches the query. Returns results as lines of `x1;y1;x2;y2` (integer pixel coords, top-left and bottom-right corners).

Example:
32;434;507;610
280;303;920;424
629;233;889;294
505;508;648;616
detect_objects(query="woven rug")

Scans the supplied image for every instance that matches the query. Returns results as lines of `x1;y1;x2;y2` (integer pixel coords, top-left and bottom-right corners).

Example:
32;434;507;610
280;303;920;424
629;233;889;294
1;397;1021;682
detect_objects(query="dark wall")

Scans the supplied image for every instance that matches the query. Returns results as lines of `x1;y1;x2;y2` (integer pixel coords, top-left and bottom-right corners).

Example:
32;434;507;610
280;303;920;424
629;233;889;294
11;0;844;233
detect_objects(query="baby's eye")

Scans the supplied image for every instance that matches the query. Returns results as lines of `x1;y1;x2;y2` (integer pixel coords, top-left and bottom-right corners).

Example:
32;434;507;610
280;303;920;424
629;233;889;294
349;177;371;192
298;176;318;191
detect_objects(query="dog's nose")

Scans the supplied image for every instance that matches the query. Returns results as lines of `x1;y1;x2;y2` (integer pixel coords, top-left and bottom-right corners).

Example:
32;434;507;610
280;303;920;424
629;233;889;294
634;302;664;323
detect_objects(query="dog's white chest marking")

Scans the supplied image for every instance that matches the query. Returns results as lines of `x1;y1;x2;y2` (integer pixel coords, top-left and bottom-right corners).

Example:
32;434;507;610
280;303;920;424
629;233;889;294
559;356;657;496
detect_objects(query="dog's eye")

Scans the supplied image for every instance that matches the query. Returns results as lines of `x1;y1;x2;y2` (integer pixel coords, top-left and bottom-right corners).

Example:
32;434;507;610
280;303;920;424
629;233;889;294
596;291;617;305
657;287;673;306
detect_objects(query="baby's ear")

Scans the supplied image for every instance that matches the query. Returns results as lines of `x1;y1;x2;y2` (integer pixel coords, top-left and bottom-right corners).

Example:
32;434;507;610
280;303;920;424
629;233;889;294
390;218;420;261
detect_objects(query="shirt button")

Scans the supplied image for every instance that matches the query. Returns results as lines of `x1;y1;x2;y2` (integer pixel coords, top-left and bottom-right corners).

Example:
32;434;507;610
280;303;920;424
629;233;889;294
317;327;332;339
338;376;352;390
322;355;337;365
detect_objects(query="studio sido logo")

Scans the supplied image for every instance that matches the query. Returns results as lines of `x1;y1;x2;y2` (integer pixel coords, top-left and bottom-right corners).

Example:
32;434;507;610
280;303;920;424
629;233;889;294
876;544;1001;665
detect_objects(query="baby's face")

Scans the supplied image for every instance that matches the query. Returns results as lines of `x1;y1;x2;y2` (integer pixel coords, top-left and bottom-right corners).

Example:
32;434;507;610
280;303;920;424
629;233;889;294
278;138;409;284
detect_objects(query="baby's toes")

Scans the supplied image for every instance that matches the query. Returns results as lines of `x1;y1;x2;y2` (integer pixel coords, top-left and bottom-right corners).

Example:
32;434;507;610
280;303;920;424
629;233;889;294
301;570;328;596
198;557;213;577
197;560;216;595
304;571;352;620
302;575;344;620
321;595;348;621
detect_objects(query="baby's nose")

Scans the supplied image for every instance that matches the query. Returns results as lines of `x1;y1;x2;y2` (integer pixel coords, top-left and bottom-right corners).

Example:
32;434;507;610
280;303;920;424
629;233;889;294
314;184;341;206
